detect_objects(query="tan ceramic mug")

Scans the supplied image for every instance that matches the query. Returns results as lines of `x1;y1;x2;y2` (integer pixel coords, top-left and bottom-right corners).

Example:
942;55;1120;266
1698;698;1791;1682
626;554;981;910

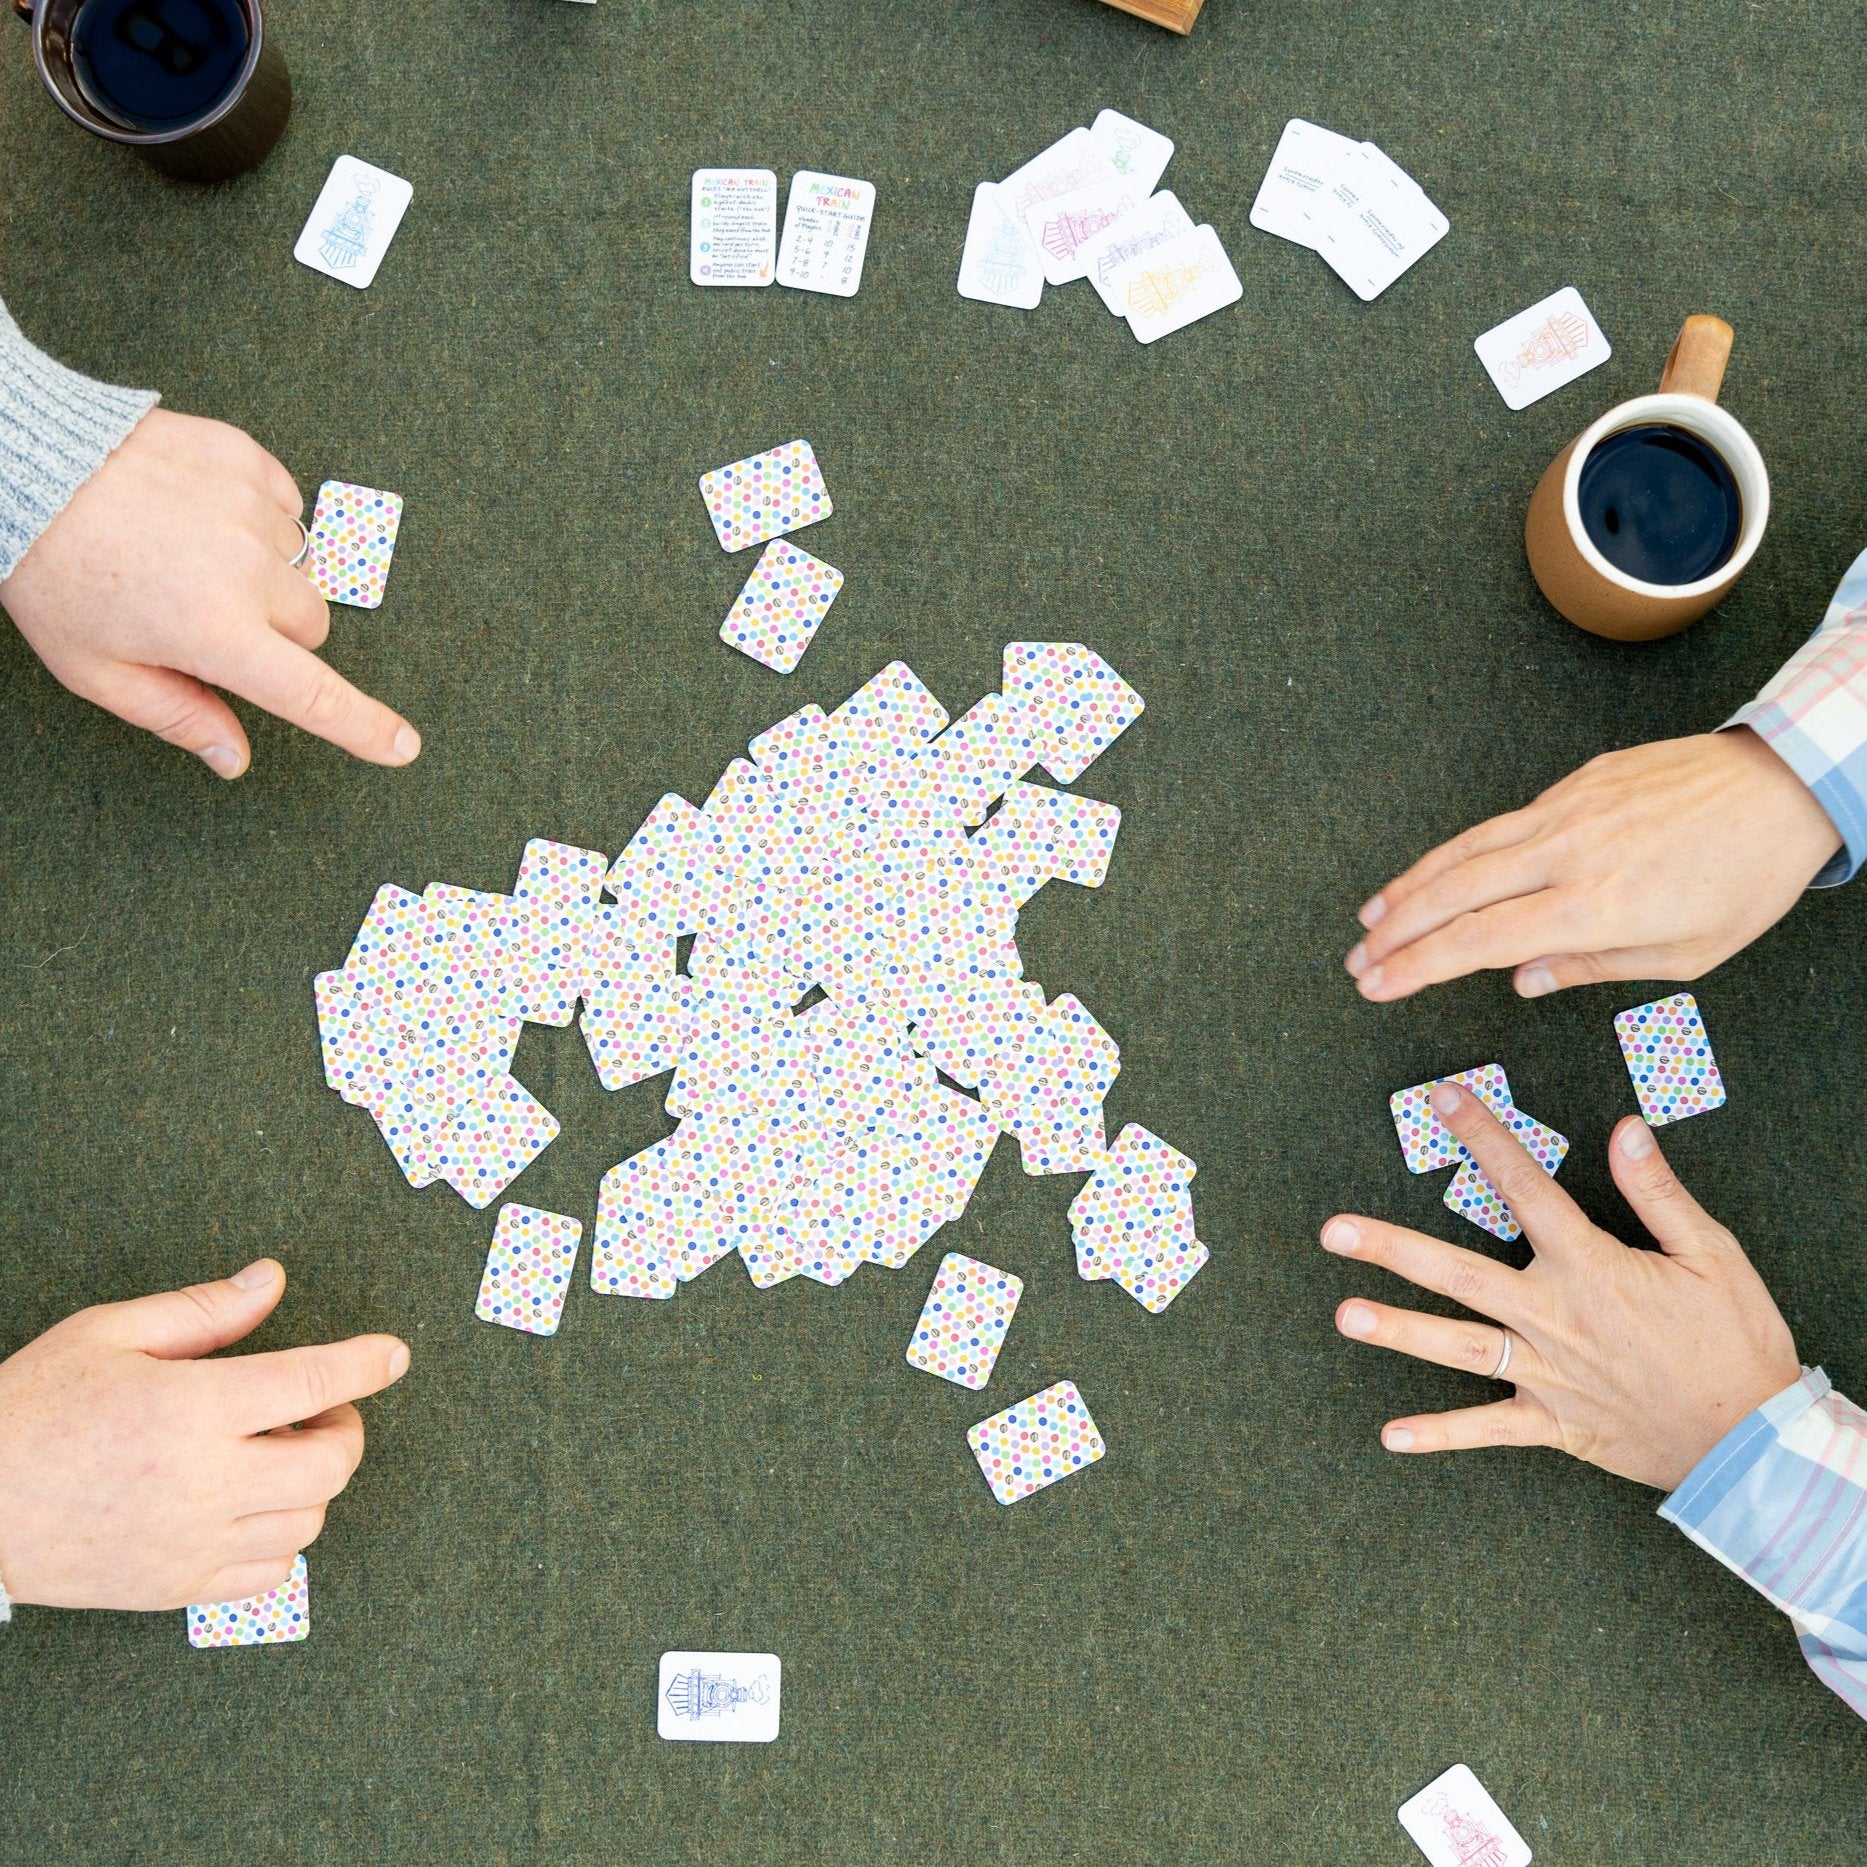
1524;315;1769;641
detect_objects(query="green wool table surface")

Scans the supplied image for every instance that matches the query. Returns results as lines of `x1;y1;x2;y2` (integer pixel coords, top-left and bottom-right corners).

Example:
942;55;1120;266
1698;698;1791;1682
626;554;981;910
2;1;1864;1860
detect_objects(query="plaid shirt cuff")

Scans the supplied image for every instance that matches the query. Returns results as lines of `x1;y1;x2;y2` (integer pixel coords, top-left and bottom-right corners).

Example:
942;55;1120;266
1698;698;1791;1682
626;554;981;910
1725;542;1867;887
1660;1368;1867;1720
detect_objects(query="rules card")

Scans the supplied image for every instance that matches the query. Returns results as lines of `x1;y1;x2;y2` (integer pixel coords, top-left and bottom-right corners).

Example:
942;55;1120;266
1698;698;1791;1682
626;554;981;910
1311;143;1448;301
1249;117;1362;249
294;155;413;290
776;171;876;297
658;1650;781;1743
1116;224;1242;344
1475;286;1612;410
957;181;1044;309
690;168;778;286
1397;1764;1532;1867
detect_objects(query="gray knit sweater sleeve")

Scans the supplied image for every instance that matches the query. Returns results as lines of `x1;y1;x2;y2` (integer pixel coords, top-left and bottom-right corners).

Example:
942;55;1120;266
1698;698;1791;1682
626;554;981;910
0;299;159;584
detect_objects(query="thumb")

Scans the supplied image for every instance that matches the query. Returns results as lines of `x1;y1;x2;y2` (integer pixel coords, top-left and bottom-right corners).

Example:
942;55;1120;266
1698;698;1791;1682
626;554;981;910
1513;947;1679;998
1608;1118;1735;1262
93;1258;287;1359
94;661;252;780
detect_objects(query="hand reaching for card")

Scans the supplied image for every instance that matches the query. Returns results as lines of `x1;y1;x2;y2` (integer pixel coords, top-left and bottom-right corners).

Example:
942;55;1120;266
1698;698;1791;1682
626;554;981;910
0;409;421;779
1322;1080;1800;1490
1345;729;1840;1001
0;1260;408;1611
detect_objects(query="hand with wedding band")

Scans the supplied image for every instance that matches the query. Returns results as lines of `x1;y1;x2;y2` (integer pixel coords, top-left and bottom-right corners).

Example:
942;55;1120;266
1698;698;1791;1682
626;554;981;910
1322;1078;1802;1490
0;408;420;779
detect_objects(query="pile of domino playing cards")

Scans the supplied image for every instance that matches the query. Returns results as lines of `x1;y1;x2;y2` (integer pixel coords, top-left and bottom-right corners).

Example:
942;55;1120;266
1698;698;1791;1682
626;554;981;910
1392;994;1724;1244
957;108;1241;345
1250;118;1448;302
690;168;876;297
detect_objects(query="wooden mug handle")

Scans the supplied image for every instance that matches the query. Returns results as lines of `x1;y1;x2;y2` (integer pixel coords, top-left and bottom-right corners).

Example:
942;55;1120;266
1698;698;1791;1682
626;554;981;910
1658;315;1734;402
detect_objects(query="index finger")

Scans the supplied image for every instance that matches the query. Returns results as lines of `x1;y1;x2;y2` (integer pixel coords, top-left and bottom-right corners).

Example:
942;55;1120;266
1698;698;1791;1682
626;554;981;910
1427;1079;1597;1260
222;627;421;768
220;1334;410;1433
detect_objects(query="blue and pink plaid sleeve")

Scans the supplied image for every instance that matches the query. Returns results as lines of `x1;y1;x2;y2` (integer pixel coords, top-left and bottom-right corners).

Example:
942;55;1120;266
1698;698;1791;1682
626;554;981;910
1726;542;1867;886
1659;1368;1867;1720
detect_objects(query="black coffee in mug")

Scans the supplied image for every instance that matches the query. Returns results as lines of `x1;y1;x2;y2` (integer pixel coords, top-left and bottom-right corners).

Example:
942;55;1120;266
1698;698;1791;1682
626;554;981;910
1577;423;1743;586
70;0;249;132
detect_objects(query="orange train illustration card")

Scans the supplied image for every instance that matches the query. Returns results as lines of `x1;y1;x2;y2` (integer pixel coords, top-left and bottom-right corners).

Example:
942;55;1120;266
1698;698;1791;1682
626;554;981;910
1475;286;1612;411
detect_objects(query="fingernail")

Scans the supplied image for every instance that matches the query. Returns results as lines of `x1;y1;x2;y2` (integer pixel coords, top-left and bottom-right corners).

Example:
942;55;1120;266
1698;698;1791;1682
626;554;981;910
200;744;243;779
392;725;421;764
1431;1080;1463;1115
231;1258;276;1290
1345;942;1370;978
1359;894;1386;928
388;1342;411;1380
1358;964;1386;996
1517;965;1557;998
1384;1426;1415;1451
1322;1219;1360;1254
1620;1121;1656;1160
1339;1302;1378;1338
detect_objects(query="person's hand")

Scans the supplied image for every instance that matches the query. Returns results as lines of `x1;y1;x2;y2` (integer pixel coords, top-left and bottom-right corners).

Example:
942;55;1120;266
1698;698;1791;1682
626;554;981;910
1321;1080;1800;1489
0;408;421;779
0;1259;409;1611
1345;729;1841;1002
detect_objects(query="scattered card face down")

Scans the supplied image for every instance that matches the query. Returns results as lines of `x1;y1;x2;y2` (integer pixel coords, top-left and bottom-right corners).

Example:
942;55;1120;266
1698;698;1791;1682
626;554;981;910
691;168;777;286
658;1651;781;1742
699;439;832;552
1070;1123;1205;1308
1616;992;1726;1125
907;1252;1024;1389
721;538;843;672
776;171;876;297
188;1554;309;1648
295;155;413;290
476;1203;582;1334
1443;1110;1569;1244
1475;286;1611;409
968;1379;1106;1505
957;181;1045;309
305;480;403;609
1397;1764;1532;1867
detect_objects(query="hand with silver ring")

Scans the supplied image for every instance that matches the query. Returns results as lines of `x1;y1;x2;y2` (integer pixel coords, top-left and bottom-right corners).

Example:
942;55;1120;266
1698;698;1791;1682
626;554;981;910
1;408;420;780
1322;1079;1801;1490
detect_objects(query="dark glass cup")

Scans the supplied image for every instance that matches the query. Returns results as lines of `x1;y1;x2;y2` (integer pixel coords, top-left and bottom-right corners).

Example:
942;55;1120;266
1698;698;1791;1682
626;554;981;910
16;0;290;183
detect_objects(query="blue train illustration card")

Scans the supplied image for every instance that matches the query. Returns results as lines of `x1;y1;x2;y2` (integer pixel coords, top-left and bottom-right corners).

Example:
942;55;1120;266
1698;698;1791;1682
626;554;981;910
295;155;414;290
657;1651;781;1743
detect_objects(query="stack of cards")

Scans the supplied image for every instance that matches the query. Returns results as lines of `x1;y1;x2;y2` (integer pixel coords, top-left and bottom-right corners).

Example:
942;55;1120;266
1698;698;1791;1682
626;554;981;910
1250;118;1448;301
958;109;1241;344
1389;1063;1568;1244
1068;1123;1206;1310
690;168;876;297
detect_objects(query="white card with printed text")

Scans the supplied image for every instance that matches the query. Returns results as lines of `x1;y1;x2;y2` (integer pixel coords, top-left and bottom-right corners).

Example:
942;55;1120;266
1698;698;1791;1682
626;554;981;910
1310;143;1448;301
1397;1765;1532;1867
294;156;413;290
1474;286;1612;409
690;168;777;286
657;1650;781;1742
776;171;876;297
1249;118;1363;249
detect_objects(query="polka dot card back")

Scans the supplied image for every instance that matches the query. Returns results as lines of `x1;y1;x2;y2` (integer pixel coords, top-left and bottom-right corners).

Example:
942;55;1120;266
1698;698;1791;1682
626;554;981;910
906;1251;1024;1389
720;538;844;673
475;1203;583;1334
1616;992;1727;1126
1389;1063;1513;1173
187;1554;310;1648
1441;1109;1569;1241
698;439;831;552
967;1378;1105;1505
307;479;403;609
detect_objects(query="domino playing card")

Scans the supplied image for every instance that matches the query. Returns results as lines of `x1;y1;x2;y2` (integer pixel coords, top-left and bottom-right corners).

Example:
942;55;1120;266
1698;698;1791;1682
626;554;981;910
1616;992;1727;1125
699;440;832;552
1001;641;1144;781
1475;286;1612;410
1089;108;1174;195
690;168;777;286
1028;176;1148;287
1397;1764;1532;1867
1249;118;1362;249
432;1074;560;1209
1443;1109;1569;1243
1310;143;1449;301
906;1251;1024;1389
1390;1064;1513;1173
658;1650;781;1742
187;1554;309;1648
776;171;876;297
967;1379;1106;1505
1077;189;1195;314
1117;224;1242;344
720;538;844;673
294;155;413;290
475;1203;582;1334
956;181;1044;310
305;480;403;609
1003;127;1119;250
